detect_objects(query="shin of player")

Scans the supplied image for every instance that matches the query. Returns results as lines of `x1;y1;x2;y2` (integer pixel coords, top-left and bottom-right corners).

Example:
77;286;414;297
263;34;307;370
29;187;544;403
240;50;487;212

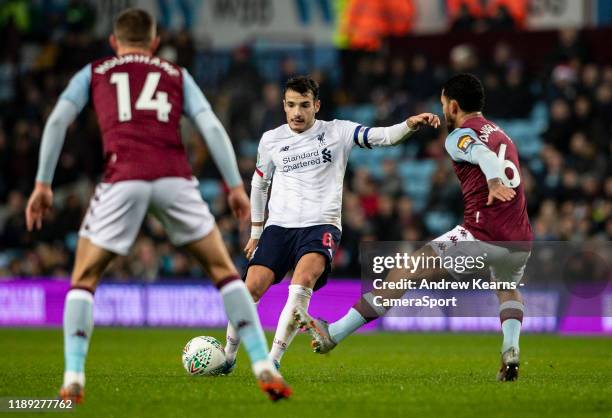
497;290;524;353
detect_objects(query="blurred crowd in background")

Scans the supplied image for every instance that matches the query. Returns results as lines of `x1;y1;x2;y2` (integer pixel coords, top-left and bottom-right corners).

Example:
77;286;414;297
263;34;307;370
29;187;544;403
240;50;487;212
0;1;610;280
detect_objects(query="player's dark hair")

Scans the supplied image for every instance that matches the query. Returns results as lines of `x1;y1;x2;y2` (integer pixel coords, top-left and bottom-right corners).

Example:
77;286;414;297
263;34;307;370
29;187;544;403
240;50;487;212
284;76;320;101
113;8;155;47
442;73;485;112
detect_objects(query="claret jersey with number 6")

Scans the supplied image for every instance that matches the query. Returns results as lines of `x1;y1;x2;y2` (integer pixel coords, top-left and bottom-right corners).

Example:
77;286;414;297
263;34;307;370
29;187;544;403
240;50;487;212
445;115;533;243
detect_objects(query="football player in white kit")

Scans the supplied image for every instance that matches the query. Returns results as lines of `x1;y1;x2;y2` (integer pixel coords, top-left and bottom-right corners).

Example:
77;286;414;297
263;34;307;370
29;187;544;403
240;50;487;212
222;76;440;372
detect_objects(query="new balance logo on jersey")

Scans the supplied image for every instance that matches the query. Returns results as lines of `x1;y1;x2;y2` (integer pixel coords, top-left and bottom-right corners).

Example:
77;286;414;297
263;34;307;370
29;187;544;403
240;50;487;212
280;146;290;152
322;148;332;163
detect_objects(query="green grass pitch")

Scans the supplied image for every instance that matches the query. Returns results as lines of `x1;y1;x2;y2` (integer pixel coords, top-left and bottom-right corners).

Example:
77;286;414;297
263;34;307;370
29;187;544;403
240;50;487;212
0;329;610;418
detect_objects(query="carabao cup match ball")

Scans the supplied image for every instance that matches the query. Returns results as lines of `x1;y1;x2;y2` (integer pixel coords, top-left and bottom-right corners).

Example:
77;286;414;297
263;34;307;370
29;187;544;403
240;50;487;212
182;336;226;376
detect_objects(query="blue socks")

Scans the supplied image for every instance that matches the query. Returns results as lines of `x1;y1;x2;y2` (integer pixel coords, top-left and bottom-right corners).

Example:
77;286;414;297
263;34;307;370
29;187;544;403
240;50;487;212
219;279;273;373
329;308;367;343
63;289;94;387
499;300;524;353
501;319;522;353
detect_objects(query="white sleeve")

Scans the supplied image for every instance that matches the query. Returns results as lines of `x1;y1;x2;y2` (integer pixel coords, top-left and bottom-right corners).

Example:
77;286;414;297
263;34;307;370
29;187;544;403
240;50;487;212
250;172;269;223
254;138;275;181
251;138;274;223
335;119;416;149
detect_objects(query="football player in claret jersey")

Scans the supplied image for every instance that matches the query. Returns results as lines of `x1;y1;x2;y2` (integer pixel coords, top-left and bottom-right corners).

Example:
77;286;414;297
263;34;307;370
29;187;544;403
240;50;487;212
222;76;440;371
296;73;533;382
25;8;290;402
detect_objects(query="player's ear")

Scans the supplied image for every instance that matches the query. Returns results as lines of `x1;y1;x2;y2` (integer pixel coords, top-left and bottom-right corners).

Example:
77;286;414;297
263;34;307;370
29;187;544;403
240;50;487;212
109;34;118;53
151;36;161;54
451;99;460;116
314;99;321;114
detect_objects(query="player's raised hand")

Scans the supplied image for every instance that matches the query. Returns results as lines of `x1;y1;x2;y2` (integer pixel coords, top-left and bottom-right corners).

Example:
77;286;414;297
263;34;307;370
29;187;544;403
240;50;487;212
244;238;259;260
407;113;441;130
487;179;516;206
25;182;54;231
227;185;250;222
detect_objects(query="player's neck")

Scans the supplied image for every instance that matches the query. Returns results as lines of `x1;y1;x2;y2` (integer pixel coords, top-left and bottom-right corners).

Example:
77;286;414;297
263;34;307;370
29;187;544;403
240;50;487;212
116;47;153;57
457;112;482;127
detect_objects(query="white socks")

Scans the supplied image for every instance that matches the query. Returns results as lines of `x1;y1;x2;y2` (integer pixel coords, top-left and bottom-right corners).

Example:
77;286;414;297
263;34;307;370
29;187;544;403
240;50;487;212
270;285;313;364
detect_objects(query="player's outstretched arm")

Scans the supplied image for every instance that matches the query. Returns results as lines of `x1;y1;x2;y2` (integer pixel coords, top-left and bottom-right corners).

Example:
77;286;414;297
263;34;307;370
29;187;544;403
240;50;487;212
26;65;90;231
351;113;440;148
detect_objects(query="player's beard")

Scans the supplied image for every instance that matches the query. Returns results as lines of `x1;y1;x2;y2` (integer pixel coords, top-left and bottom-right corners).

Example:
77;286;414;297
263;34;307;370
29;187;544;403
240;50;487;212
290;117;310;133
445;114;456;131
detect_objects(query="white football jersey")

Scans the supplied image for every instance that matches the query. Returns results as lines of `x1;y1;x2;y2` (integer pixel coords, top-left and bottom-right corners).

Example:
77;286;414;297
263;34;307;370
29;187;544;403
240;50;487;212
255;119;383;230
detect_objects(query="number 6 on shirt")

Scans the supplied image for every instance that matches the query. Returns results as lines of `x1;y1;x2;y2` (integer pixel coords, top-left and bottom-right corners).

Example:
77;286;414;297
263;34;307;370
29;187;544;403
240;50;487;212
497;143;521;188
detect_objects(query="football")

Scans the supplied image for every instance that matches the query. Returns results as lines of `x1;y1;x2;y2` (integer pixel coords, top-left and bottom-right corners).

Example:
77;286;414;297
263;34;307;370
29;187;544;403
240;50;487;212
182;336;227;376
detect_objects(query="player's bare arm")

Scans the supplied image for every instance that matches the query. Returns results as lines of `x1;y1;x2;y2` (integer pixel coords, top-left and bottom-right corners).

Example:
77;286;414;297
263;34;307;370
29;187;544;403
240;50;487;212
243;228;261;260
228;185;250;222
26;182;54;231
407;113;441;130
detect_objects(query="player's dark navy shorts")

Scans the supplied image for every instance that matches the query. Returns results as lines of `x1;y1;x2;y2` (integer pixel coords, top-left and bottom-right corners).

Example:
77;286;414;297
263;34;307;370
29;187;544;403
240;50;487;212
245;224;341;291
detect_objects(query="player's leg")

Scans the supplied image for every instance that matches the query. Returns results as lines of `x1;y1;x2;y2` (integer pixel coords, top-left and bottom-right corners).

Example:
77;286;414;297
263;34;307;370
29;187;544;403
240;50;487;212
224;265;275;369
61;238;116;402
153;178;289;399
297;225;467;353
491;250;529;382
184;229;291;400
498;289;524;354
297;244;446;352
61;181;150;402
496;288;523;381
224;225;294;370
269;252;322;366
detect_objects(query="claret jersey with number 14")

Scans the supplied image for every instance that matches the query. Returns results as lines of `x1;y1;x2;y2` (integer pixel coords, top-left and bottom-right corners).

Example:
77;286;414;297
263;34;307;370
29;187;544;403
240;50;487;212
59;53;214;184
91;54;190;182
